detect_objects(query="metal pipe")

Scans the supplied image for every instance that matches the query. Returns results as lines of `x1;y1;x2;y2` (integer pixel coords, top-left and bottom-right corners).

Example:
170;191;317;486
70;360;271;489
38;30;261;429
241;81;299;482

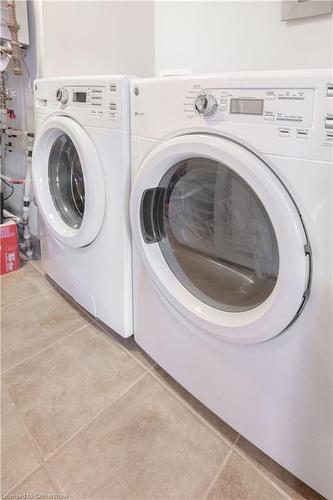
0;73;7;193
21;132;34;257
6;0;23;76
1;174;25;184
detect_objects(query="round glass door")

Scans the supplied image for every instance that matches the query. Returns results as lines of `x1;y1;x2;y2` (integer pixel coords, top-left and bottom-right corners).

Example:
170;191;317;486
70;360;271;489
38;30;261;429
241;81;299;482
32;116;106;249
156;158;279;313
133;133;310;343
48;134;85;229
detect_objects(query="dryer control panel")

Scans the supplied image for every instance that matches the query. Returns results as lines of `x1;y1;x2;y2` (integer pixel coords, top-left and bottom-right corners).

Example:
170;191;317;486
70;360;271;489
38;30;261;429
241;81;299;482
131;69;333;161
185;86;314;129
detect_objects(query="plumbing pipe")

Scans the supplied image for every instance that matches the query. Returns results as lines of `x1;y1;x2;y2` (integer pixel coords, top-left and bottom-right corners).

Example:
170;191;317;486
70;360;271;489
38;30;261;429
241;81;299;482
4;126;22;137
3;208;21;223
5;144;27;153
1;174;25;184
6;0;23;76
20;132;34;257
0;74;7;190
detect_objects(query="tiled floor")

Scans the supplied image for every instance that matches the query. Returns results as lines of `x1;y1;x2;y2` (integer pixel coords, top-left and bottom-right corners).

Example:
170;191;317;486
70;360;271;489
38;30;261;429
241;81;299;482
1;262;324;499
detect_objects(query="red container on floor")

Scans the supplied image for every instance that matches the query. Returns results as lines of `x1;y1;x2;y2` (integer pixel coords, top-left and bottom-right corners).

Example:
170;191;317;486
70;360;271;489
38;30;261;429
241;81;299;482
0;220;20;275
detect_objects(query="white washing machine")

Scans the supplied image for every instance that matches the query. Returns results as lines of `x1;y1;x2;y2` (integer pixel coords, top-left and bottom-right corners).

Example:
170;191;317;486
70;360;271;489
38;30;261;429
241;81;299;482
33;76;132;337
130;69;333;497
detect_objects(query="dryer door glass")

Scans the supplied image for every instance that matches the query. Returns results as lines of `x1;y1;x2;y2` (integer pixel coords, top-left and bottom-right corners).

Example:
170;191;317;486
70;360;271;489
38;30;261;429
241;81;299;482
156;157;279;312
48;133;85;229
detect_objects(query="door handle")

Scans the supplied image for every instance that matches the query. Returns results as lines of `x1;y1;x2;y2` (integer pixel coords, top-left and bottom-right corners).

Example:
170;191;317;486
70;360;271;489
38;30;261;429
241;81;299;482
140;187;166;244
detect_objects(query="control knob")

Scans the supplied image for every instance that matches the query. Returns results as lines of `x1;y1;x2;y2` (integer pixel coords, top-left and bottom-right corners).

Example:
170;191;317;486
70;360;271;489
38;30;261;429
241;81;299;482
194;92;218;117
56;88;69;105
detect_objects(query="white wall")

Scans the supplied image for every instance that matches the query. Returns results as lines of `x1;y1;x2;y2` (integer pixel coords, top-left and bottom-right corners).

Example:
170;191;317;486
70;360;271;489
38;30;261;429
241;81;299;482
155;1;333;75
37;0;154;78
5;0;332;241
4;0;154;237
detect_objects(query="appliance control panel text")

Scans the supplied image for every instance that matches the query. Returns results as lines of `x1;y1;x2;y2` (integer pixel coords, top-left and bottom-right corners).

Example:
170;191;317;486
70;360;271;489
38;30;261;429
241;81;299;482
185;87;314;128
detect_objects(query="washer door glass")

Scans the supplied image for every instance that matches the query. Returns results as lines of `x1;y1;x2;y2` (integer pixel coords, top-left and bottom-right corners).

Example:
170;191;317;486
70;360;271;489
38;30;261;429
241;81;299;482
48;133;85;229
155;157;279;312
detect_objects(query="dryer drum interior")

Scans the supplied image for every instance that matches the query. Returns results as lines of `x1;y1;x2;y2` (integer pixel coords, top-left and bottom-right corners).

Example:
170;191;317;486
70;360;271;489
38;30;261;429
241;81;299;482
141;157;280;313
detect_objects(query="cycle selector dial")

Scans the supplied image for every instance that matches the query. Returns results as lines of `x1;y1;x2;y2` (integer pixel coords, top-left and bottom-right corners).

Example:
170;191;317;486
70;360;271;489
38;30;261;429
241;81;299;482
56;88;69;105
194;92;218;117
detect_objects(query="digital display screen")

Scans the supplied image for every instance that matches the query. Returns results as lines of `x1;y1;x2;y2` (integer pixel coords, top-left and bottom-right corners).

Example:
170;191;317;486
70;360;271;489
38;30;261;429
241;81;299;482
230;98;264;115
73;92;87;103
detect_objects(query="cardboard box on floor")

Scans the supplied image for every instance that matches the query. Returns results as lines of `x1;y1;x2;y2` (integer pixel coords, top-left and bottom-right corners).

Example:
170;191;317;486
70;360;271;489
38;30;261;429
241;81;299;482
0;220;20;275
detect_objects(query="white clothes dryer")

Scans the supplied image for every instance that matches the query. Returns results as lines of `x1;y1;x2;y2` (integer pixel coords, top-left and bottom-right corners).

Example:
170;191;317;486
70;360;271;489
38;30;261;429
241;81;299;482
33;76;132;337
130;69;333;497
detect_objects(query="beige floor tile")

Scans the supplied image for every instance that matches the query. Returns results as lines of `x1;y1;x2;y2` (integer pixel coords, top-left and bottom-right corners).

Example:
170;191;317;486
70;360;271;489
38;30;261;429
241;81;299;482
236;437;325;499
45;276;98;324
4;323;145;457
0;262;51;308
207;452;284;500
47;373;229;499
8;466;62;497
1;288;90;372
1;390;42;495
94;319;156;369
29;259;44;274
153;365;239;445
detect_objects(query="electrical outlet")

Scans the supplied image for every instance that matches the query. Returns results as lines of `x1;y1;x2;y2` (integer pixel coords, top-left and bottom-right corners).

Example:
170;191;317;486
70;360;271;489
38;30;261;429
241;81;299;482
281;0;333;21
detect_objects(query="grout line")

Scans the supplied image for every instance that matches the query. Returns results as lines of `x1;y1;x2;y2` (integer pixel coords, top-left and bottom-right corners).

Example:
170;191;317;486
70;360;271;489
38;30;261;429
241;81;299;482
29;260;45;276
2;260;95;324
44;370;150;463
42;275;99;322
7;392;45;461
93;321;157;373
233;446;290;499
3;463;43;497
147;367;238;448
43;461;69;497
203;449;233;499
43;367;157;496
1;285;54;310
1;321;92;376
203;433;241;499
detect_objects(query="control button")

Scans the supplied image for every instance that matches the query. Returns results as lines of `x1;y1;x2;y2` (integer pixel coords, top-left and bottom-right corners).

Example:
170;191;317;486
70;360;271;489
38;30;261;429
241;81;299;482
279;128;290;137
296;129;309;139
91;110;96;115
220;98;227;110
266;92;276;100
325;130;333;144
194;92;218;117
97;110;103;117
327;84;333;97
264;114;274;121
325;115;333;129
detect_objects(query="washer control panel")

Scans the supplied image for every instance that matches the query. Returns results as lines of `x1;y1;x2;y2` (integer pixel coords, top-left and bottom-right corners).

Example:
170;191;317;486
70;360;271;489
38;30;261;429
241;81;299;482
52;83;120;121
185;86;314;128
35;77;129;130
